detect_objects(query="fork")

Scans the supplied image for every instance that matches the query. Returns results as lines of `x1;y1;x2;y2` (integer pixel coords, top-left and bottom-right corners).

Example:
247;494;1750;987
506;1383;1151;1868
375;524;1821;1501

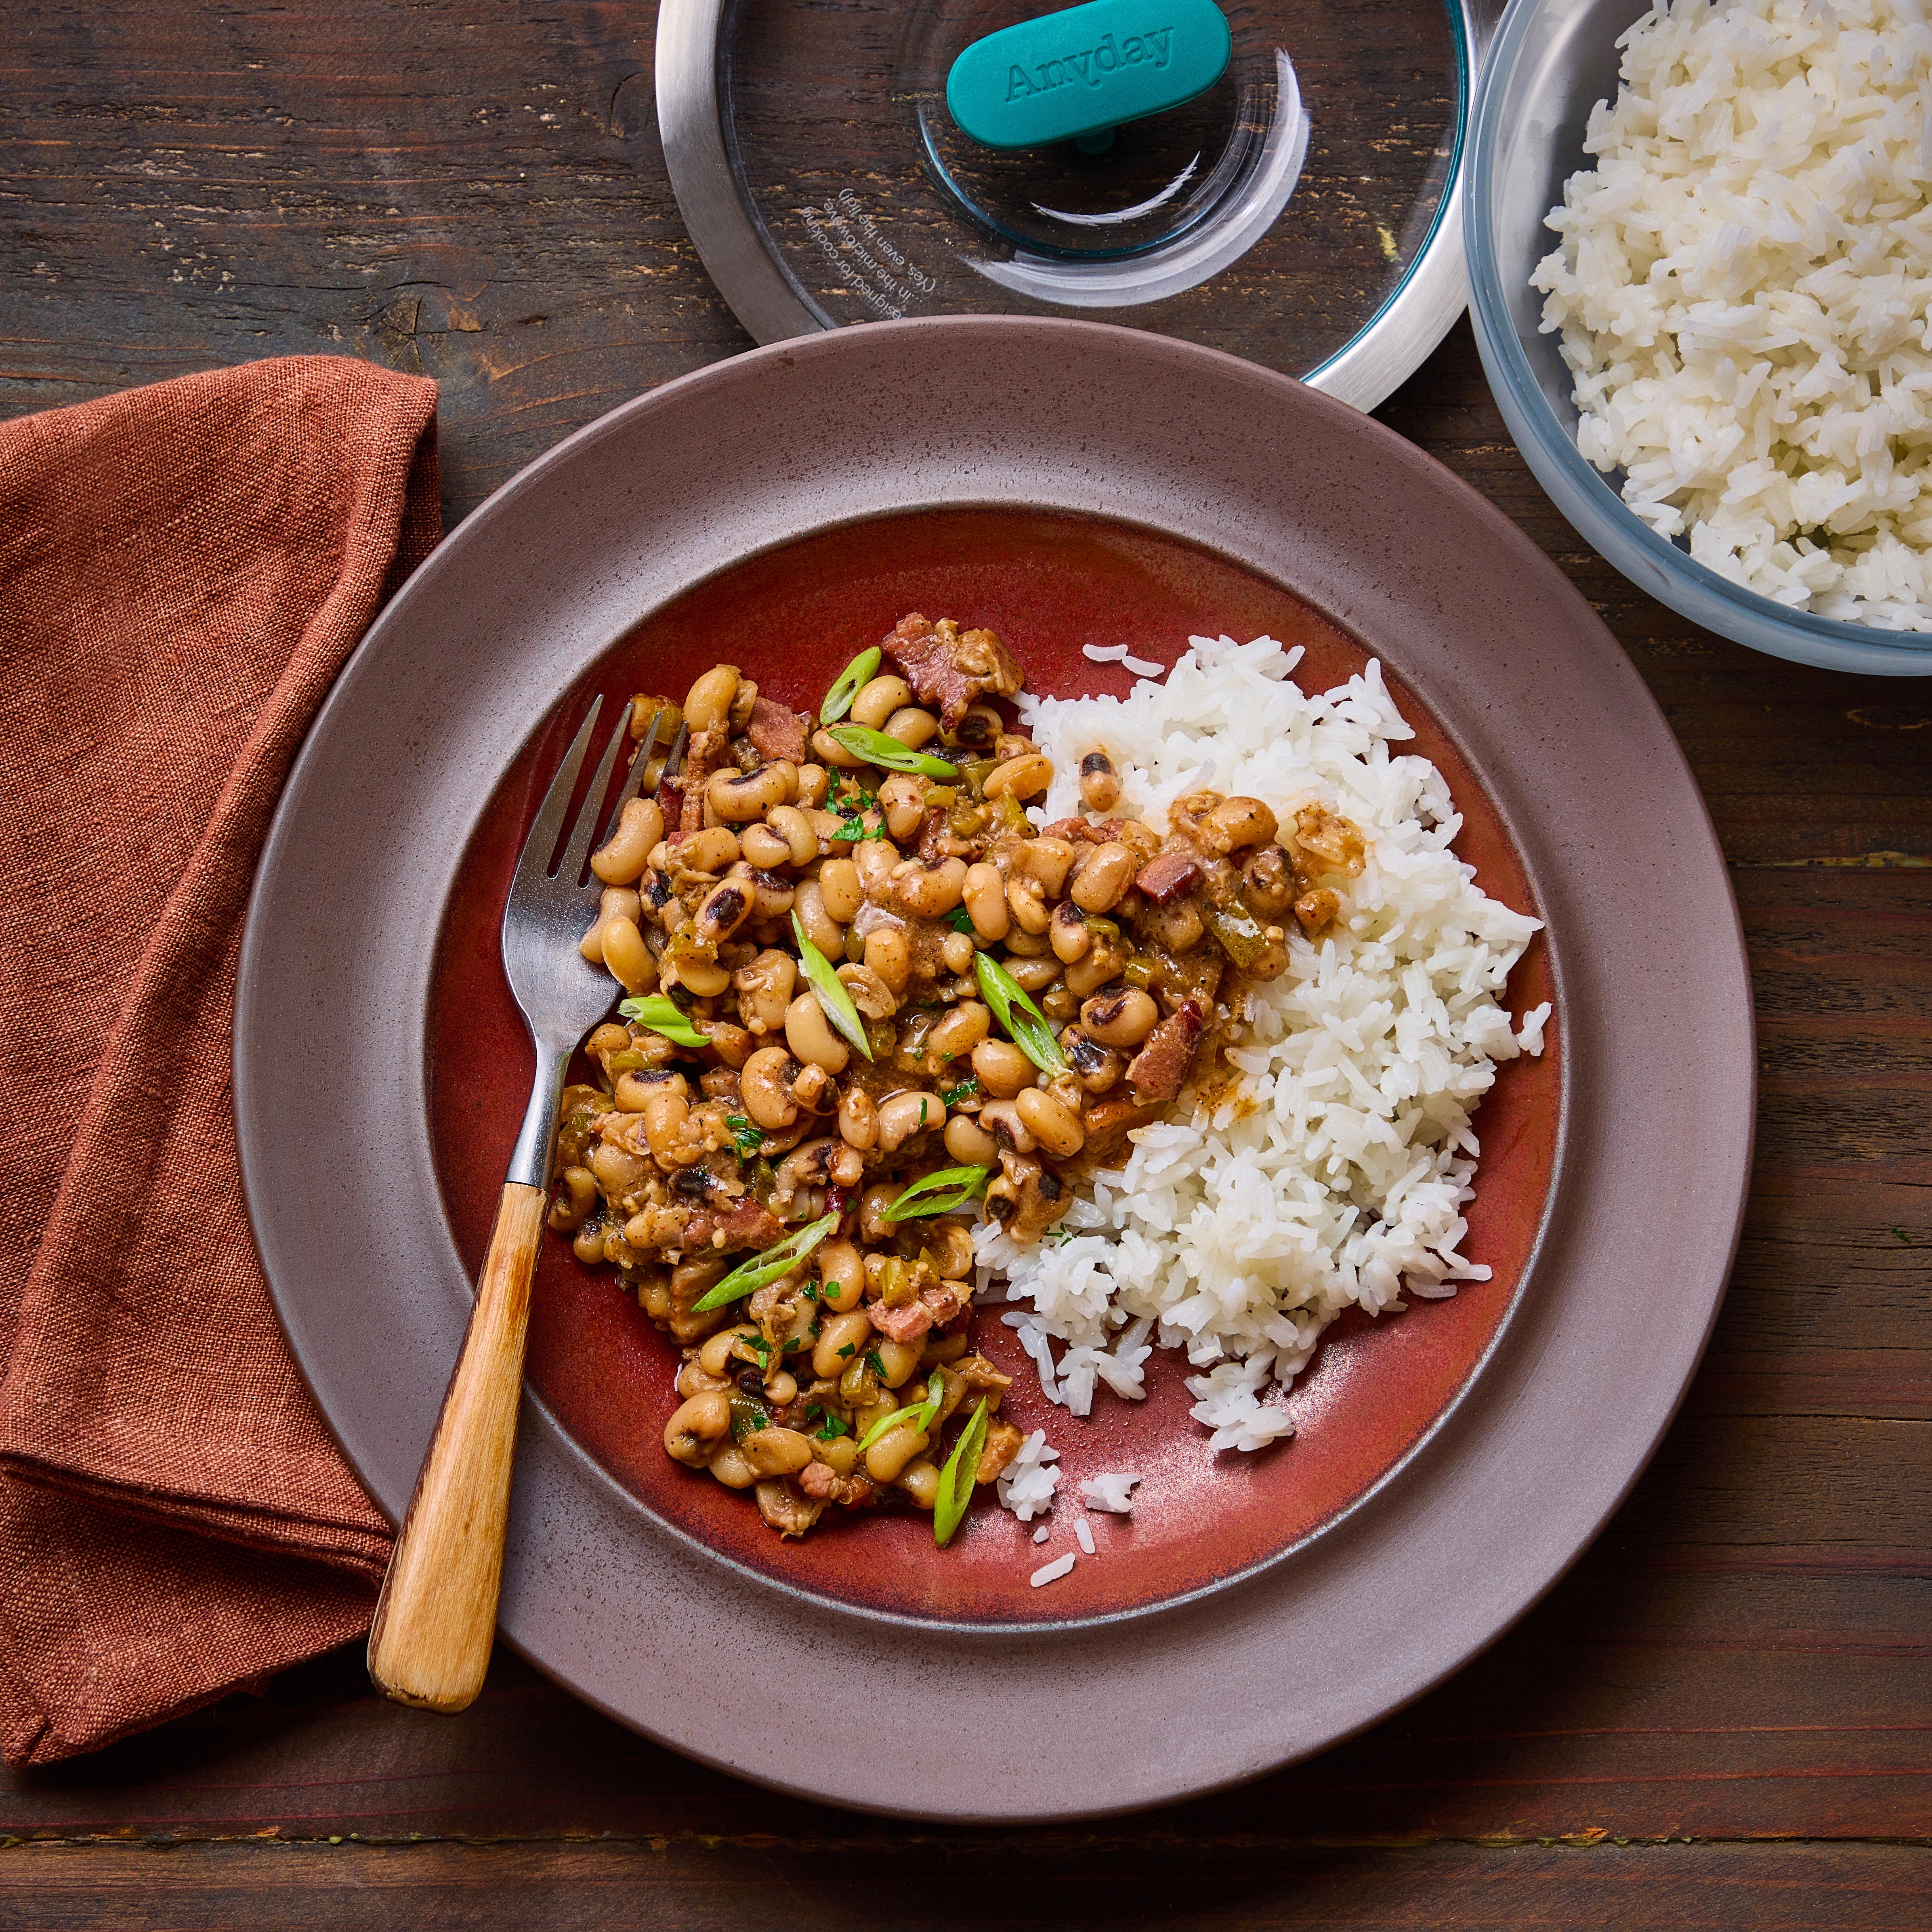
367;695;681;1712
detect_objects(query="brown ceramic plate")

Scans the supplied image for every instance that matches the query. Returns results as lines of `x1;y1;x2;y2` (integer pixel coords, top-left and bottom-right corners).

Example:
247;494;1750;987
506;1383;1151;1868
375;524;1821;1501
428;509;1559;1628
237;317;1751;1818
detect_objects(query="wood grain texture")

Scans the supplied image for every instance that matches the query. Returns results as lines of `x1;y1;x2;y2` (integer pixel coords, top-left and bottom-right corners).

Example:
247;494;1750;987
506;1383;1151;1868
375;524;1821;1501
368;1183;547;1714
1;0;1928;1924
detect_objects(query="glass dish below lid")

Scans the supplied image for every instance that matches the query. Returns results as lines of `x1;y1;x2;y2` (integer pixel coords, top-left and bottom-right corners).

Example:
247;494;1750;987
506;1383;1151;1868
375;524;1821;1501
659;0;1505;410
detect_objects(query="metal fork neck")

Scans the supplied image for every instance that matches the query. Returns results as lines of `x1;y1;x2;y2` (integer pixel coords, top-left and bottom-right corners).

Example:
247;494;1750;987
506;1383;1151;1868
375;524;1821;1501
506;1036;571;1191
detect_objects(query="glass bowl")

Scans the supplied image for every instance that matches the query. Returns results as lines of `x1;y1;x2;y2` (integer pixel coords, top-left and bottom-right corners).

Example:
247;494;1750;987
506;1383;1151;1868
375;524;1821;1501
1464;0;1932;678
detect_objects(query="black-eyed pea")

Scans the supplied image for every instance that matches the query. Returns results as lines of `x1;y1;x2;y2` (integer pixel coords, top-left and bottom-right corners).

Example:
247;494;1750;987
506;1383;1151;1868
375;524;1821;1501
927;1000;990;1063
733;948;797;1035
739;821;792;869
945;1111;1000;1165
813;1434;859;1477
1070;840;1136;913
676;825;741;874
694;874;754;945
819;857;863;922
963;861;1010;941
572;1224;607;1266
865;1420;930;1484
898;1458;941;1509
925;1222;976;1279
1082;987;1160;1047
591;796;666;885
547;1165;597;1232
884;706;939;751
941;931;975;974
837;1085;878;1151
876;1088;939;1152
1002;924;1050;957
1016;837;1076;896
762;1369;799;1408
664;1391;731;1466
895;857;967;918
1079;750;1120;812
878;773;927;841
812;726;867;769
1006;954;1061;994
666;949;731;998
1201;794;1280;855
793;876;844;960
979;1098;1037;1154
795;763;830;808
1144;897;1205;952
785;991;851;1074
813;1307;874;1380
741;1427;815;1477
983;752;1053;800
675;1359;731;1399
586;1021;630;1059
706;763;790;821
684;664;741;733
941;702;1002;752
817;1238;864;1312
1005;874;1050;935
706;1442;758;1488
855;838;900;895
1064;942;1127;998
864;925;911;994
858;1182;900;1243
850;673;913;730
971;1038;1035;1097
766;804;819;867
827;1140;865;1188
873;1336;923;1388
1015;1086;1085;1158
601;916;656;993
1050;899;1092;963
739;1046;800;1130
589;1141;648;1195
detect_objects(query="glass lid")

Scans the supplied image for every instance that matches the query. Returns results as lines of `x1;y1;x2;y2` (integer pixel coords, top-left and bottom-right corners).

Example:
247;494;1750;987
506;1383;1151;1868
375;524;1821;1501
657;0;1504;409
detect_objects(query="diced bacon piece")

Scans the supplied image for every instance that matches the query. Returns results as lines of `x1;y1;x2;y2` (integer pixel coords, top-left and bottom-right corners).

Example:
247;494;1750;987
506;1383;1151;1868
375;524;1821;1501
1134;850;1203;905
1126;1000;1203;1105
746;695;808;764
881;611;1024;729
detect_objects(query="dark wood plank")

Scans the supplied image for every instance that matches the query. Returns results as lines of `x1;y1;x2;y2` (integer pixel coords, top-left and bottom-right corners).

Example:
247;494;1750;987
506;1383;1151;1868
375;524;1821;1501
2;1840;1927;1930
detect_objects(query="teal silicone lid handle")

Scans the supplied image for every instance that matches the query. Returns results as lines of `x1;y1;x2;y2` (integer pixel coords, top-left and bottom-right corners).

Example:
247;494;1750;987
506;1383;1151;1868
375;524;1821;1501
946;0;1232;152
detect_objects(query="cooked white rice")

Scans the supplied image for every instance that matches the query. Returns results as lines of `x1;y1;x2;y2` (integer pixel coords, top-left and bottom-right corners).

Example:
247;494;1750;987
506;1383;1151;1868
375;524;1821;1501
1079;1472;1143;1514
979;634;1548;1454
1532;0;1932;627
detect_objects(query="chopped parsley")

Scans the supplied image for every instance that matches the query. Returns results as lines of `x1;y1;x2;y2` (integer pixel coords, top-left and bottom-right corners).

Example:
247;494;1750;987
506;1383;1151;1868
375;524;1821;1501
809;1408;850;1441
939;1076;979;1107
945;906;975;934
837;1342;857;1360
724;1114;764;1159
864;1349;887;1378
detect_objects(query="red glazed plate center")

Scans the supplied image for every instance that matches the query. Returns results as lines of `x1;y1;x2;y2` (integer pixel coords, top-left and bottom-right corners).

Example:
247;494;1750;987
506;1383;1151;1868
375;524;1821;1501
427;508;1559;1628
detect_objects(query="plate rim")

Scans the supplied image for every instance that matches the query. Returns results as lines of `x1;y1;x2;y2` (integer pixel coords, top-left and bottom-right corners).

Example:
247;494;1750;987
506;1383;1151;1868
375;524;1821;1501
236;314;1755;1820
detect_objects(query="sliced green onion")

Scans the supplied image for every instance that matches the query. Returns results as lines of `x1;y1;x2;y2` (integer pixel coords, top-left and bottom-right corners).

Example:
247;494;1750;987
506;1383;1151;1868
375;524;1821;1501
690;1212;838;1313
826;724;959;780
854;1371;945;1455
973;952;1068;1075
617;993;709;1051
791;912;873;1063
880;1165;991;1223
819;647;882;727
934;1399;992;1548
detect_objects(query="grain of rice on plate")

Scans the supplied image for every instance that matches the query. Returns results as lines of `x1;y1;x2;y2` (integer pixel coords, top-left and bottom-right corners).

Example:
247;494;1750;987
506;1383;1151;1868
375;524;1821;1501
979;634;1550;1456
1532;0;1932;628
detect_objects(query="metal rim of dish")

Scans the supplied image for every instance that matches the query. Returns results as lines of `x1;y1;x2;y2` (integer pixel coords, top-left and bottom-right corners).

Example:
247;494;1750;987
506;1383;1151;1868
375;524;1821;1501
1465;0;1932;677
654;0;1501;413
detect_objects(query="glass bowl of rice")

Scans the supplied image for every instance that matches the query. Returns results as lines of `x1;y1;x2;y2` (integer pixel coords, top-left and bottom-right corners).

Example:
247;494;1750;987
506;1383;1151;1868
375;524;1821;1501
1466;0;1932;676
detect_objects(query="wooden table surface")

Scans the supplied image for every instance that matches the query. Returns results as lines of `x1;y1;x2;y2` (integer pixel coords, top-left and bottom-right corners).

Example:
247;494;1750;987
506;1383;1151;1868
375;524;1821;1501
2;3;1928;1925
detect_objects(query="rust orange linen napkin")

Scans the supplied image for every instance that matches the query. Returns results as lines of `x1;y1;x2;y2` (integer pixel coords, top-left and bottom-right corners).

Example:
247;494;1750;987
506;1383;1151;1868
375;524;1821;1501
0;358;439;1766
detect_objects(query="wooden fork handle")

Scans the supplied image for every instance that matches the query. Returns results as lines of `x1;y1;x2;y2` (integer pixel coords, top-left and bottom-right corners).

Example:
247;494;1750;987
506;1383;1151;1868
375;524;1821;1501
367;1180;547;1713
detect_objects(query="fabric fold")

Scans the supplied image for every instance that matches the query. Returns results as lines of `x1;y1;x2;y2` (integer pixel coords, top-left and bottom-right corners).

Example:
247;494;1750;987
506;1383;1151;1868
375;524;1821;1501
0;356;439;1766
